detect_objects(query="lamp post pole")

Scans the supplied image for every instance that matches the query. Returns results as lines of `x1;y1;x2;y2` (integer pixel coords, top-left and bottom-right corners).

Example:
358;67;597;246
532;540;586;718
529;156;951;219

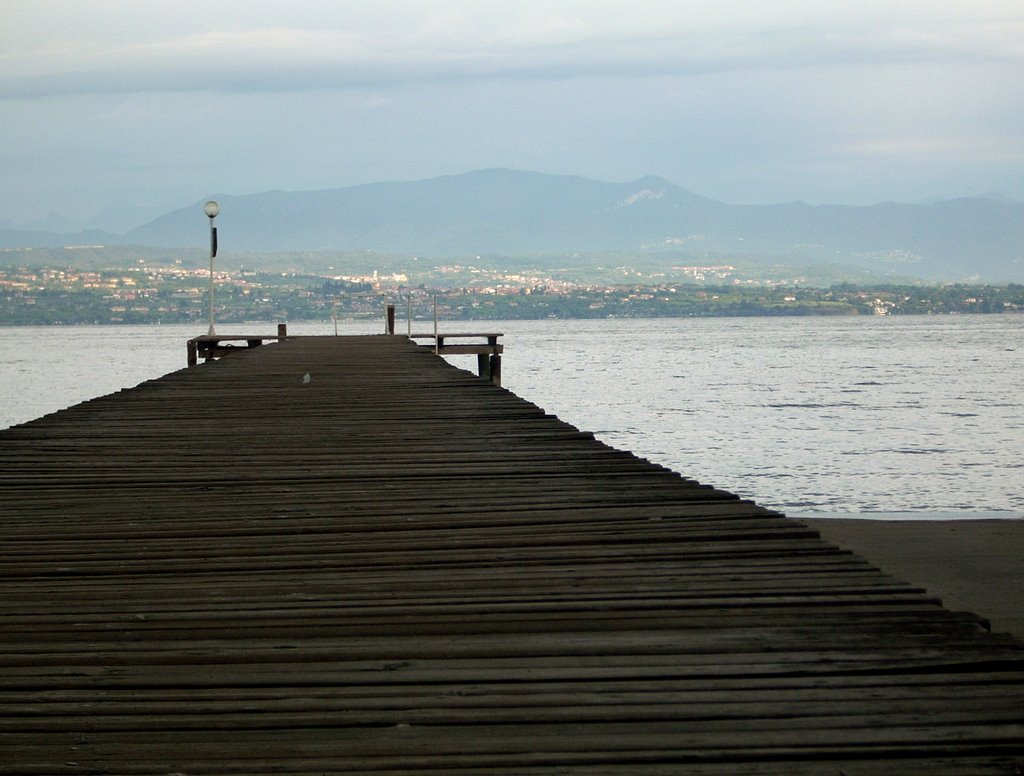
204;200;220;335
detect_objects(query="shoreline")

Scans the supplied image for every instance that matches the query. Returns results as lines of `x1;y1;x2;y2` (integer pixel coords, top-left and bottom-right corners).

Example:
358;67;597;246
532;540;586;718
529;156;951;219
799;517;1024;642
790;510;1023;521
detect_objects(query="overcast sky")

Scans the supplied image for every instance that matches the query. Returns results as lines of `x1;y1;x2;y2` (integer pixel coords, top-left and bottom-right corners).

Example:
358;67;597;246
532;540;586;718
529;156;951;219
2;1;1022;228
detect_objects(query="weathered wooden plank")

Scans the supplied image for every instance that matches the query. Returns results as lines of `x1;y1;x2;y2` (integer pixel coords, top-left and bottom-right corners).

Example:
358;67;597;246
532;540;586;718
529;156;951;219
1;722;1023;764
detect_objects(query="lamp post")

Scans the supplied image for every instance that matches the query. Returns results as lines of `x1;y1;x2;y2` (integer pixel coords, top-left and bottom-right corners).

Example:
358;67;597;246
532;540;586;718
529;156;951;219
204;200;220;335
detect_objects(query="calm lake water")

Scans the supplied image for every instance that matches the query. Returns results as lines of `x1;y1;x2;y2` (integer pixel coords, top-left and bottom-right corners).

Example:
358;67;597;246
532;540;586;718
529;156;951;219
2;315;1021;519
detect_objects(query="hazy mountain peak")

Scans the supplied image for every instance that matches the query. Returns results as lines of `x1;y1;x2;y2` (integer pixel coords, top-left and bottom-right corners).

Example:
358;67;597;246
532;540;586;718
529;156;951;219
974;191;1020;204
917;192;1021;206
629;174;674;188
26;211;83;233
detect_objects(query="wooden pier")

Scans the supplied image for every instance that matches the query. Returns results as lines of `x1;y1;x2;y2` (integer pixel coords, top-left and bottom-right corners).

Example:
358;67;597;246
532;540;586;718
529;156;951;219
1;335;1022;774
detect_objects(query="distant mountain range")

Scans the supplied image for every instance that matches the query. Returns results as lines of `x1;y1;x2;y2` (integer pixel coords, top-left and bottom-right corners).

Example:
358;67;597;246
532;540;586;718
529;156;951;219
3;169;1023;282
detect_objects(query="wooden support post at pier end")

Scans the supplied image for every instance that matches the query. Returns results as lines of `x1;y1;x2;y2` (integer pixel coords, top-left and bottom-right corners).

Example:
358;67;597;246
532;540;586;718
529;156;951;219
490;352;502;386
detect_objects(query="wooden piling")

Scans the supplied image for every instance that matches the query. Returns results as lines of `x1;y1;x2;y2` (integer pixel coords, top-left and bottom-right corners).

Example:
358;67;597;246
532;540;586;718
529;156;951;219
489;352;502;386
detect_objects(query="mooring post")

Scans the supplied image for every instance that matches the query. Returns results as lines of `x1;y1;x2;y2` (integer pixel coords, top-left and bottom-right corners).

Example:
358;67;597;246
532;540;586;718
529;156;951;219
186;339;198;367
278;323;287;337
477;353;491;381
386;304;396;335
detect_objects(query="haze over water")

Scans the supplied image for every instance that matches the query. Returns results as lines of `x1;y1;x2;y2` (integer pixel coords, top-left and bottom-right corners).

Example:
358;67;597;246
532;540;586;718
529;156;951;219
1;314;1021;518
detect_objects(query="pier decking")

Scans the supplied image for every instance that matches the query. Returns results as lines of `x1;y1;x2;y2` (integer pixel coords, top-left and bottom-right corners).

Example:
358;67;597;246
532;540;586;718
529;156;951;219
1;335;1022;774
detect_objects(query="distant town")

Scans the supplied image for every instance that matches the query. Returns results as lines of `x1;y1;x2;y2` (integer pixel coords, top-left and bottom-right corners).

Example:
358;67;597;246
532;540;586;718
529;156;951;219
2;255;1022;326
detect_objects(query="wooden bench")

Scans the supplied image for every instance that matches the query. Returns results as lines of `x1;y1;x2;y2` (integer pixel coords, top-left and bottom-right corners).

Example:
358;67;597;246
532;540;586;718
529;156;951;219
408;332;504;385
187;333;290;366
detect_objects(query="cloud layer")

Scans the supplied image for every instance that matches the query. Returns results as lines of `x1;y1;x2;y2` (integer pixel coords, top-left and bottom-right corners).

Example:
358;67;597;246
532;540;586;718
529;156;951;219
1;1;1022;224
5;3;1021;97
